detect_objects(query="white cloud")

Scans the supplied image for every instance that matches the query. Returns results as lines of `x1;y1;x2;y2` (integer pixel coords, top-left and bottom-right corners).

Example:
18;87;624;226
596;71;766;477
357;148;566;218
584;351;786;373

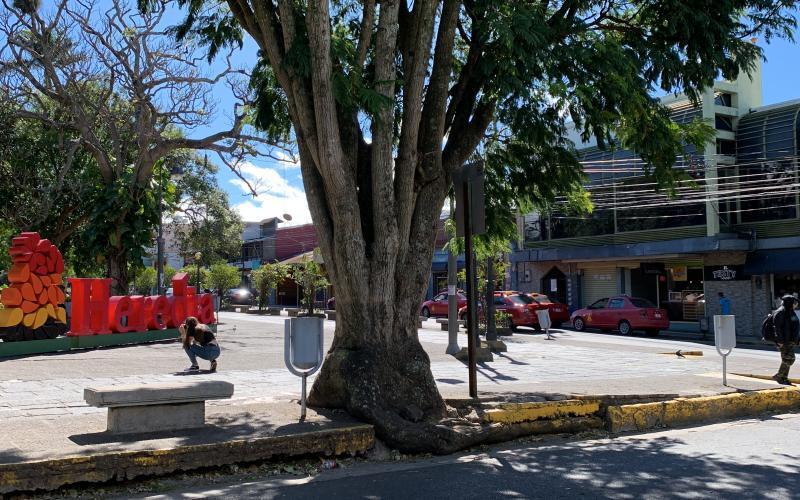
230;161;312;225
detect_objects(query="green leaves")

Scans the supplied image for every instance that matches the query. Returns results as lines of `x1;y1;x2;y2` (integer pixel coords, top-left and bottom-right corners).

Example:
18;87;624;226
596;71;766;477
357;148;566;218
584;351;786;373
251;263;290;310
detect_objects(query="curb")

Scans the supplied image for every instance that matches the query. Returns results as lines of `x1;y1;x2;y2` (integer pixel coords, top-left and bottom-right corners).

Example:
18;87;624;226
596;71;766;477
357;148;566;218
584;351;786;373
606;387;800;433
483;399;600;424
0;425;374;494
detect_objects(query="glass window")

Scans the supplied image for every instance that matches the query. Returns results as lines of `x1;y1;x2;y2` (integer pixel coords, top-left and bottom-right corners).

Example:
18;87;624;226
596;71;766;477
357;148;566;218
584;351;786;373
494;296;507;305
630;298;656;308
589;299;608;309
532;295;553;304
433;293;447;302
608;298;625;309
511;294;534;304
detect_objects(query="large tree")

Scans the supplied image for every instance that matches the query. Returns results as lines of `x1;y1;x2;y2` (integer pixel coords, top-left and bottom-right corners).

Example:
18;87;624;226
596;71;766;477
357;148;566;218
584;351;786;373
0;0;275;293
170;0;796;452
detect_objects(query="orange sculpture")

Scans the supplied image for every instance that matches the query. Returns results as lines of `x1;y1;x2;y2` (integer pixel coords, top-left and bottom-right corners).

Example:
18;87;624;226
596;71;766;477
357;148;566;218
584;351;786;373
0;232;68;340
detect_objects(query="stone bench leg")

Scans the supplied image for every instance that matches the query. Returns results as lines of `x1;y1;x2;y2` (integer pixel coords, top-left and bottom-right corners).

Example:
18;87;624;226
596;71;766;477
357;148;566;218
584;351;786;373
440;323;448;331
107;402;205;434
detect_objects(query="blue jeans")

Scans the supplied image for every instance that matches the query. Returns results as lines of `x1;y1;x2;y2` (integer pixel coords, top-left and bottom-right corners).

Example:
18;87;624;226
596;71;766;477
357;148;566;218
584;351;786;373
185;343;221;366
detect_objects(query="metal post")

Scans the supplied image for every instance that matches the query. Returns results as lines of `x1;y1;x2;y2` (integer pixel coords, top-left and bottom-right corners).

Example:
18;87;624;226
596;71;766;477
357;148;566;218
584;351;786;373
156;170;164;295
722;355;727;386
486;256;497;341
463;180;478;398
301;374;308;421
447;196;460;355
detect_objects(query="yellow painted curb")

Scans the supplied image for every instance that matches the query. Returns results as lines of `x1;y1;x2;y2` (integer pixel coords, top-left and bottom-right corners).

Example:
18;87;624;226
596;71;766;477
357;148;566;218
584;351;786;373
606;387;800;433
0;425;374;494
484;399;601;424
732;373;800;385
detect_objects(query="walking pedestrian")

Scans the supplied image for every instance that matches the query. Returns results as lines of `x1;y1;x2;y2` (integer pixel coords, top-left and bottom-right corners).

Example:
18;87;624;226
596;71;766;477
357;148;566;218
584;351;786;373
772;295;798;385
718;292;732;315
179;316;220;372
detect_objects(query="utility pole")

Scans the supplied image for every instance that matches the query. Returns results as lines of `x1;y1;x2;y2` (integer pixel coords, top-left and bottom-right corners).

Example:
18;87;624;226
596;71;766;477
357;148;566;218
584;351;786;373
462;183;478;398
455;161;486;399
446;196;460;355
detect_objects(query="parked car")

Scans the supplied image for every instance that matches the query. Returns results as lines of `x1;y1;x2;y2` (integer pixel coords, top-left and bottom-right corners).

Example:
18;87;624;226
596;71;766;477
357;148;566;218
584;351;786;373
326;296;336;310
570;296;669;336
420;290;467;318
225;288;255;306
526;293;569;328
458;291;547;332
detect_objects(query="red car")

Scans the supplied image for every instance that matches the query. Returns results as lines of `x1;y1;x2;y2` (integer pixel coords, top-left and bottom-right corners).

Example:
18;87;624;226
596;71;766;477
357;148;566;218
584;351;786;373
527;293;569;328
421;290;467;318
458;291;547;332
570;296;669;336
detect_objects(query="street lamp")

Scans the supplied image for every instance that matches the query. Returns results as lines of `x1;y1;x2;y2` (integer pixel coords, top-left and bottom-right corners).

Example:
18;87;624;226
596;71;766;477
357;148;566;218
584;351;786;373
194;251;202;291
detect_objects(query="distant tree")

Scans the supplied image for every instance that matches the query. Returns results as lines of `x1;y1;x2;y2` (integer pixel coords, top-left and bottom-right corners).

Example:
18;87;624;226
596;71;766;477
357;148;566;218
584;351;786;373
163;265;178;286
0;0;275;294
207;263;240;299
174;156;244;265
132;267;157;295
251;263;289;311
179;265;210;290
292;257;329;316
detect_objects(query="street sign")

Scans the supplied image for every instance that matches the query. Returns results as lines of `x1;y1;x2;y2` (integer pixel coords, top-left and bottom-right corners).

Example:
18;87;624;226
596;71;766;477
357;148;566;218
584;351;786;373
454;162;486;236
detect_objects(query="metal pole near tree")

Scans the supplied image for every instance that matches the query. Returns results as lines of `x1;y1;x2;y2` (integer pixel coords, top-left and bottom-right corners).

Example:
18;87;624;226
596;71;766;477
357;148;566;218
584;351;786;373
446;196;460;355
486;256;497;341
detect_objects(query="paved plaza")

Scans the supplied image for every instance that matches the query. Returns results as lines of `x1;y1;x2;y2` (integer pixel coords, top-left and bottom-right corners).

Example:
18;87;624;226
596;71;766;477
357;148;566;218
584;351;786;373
0;312;787;423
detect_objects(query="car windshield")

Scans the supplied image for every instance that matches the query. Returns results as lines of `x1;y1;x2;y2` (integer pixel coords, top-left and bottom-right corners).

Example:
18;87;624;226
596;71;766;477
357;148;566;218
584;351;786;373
630;298;655;308
532;295;552;304
508;295;532;305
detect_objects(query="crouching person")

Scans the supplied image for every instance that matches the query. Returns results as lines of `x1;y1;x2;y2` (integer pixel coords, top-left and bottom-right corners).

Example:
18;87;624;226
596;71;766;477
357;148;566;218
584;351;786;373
179;316;220;372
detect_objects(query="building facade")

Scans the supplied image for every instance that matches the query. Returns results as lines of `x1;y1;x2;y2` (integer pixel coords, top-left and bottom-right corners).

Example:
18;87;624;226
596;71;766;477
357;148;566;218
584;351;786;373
510;59;800;338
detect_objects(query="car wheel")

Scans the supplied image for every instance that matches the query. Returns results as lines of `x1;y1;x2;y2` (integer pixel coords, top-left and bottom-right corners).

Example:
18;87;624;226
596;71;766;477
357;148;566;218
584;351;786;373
618;320;632;335
510;323;518;332
645;329;660;337
573;317;585;331
421;307;430;318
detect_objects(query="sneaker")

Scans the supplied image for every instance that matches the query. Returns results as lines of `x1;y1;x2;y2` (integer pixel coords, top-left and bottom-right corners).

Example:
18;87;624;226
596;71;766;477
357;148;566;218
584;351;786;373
184;365;200;372
210;360;217;372
772;374;792;385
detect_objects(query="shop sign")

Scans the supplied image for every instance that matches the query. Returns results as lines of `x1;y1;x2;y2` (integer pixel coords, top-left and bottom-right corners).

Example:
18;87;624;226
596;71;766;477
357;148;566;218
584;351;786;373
704;265;745;281
640;262;665;275
671;265;688;281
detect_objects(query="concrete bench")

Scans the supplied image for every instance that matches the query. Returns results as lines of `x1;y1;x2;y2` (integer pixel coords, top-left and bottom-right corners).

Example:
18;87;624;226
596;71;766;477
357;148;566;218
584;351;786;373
325;310;336;321
435;318;465;330
285;308;299;317
84;381;234;434
267;307;281;316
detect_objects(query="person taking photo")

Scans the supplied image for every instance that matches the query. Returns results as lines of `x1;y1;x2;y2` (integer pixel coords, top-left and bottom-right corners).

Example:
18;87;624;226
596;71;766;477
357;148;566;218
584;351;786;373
179;316;220;372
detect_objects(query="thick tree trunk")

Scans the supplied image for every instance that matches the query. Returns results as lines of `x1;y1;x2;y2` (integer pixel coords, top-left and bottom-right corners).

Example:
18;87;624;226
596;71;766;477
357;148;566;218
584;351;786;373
307;177;481;454
106;249;129;296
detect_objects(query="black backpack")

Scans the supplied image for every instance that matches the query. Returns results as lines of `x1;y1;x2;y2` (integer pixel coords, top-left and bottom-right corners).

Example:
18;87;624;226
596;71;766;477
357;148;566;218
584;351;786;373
761;312;777;343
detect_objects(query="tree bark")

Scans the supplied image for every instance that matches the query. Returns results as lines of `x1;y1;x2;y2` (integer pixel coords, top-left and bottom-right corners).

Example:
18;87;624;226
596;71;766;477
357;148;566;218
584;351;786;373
106;248;129;296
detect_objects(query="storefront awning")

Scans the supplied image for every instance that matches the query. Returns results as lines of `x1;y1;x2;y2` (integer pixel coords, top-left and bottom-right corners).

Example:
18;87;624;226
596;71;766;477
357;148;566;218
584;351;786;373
744;249;800;275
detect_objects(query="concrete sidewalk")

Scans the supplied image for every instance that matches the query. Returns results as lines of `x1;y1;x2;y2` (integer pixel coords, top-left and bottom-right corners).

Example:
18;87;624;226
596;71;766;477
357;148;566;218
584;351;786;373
0;401;373;493
1;312;796;493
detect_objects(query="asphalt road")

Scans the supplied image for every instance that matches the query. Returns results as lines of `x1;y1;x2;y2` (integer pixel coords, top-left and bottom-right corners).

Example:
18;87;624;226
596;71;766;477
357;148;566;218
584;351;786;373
125;413;799;500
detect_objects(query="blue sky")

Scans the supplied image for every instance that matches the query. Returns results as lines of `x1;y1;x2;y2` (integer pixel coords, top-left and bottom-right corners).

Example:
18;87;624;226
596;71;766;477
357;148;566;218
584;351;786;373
176;15;799;226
